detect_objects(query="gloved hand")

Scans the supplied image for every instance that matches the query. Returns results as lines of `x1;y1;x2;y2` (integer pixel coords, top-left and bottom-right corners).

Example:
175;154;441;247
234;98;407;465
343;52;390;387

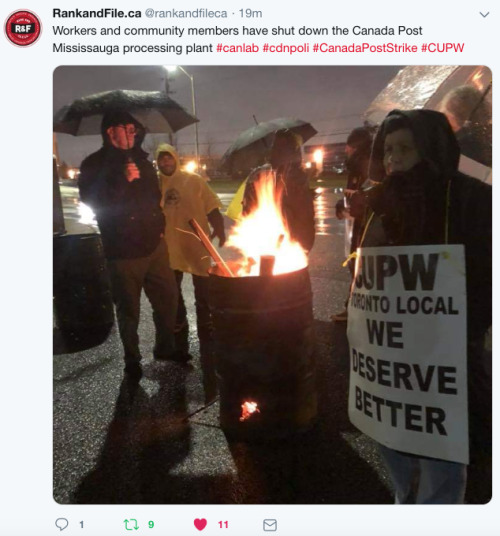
210;228;226;247
207;208;226;247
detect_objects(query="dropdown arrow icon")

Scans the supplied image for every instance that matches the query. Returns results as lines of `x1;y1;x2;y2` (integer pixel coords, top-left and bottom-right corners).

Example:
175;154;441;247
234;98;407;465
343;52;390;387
480;11;490;17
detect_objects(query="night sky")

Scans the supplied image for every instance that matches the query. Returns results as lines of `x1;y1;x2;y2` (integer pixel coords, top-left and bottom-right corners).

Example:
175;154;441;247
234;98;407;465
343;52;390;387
53;65;402;166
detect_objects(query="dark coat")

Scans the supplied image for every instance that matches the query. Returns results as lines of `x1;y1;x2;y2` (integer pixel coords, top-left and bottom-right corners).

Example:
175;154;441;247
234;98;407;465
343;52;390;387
344;146;371;254
78;123;165;260
345;148;371;191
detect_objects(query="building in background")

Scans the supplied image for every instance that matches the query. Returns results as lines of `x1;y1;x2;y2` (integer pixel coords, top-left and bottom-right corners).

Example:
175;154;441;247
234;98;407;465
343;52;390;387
303;142;347;176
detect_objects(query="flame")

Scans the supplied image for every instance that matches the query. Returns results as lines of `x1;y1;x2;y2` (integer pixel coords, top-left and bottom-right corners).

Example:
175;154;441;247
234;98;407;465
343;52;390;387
226;170;308;276
240;401;260;422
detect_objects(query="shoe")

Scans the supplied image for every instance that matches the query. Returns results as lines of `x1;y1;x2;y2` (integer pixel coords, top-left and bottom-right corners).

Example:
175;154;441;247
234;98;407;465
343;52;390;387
154;350;193;363
124;362;143;380
331;309;348;322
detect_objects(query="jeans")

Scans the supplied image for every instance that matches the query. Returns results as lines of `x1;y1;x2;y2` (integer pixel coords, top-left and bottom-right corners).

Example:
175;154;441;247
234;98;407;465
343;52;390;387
175;271;216;398
378;444;467;504
107;240;178;363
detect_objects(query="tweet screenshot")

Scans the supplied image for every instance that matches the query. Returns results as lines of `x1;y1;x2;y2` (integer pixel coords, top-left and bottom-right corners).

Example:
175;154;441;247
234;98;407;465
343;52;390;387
2;0;496;534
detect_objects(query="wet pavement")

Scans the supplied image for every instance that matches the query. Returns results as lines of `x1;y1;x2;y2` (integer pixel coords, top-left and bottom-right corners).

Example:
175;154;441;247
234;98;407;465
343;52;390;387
53;184;491;505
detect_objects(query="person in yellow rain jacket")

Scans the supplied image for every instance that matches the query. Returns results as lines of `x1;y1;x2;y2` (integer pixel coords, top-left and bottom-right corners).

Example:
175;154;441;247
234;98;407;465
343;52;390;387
226;177;247;221
156;143;226;403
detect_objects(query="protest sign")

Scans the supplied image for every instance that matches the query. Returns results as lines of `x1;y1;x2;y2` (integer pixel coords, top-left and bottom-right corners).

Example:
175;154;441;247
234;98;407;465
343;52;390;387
347;245;468;464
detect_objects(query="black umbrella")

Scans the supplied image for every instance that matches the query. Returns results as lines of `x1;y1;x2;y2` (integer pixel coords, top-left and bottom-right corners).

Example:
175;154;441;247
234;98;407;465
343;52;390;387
221;117;317;173
53;89;198;135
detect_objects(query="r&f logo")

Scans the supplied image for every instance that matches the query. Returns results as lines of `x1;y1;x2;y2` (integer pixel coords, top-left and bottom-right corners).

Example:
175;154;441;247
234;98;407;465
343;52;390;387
4;10;42;46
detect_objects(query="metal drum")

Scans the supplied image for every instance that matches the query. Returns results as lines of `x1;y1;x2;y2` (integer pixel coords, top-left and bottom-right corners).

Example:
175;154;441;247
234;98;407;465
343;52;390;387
209;266;317;440
53;233;114;337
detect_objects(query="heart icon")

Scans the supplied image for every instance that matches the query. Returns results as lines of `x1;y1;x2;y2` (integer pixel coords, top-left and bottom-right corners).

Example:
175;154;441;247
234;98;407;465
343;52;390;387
194;518;207;531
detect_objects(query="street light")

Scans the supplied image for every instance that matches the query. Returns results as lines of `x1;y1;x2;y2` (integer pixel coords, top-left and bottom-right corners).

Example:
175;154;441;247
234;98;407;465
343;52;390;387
313;148;324;174
163;65;200;171
184;160;197;173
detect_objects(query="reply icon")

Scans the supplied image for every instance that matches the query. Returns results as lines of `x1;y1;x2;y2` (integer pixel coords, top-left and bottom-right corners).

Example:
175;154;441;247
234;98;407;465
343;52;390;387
55;518;69;531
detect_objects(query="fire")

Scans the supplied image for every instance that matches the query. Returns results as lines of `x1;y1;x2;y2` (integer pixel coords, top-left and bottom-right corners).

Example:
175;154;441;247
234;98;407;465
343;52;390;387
226;170;308;276
240;401;260;422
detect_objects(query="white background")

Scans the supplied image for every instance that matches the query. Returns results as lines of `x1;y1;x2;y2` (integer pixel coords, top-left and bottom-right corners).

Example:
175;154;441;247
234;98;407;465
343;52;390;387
1;0;496;534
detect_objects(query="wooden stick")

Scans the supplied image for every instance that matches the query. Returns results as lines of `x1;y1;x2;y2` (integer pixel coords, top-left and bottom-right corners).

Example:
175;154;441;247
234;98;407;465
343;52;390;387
189;218;234;277
259;255;275;276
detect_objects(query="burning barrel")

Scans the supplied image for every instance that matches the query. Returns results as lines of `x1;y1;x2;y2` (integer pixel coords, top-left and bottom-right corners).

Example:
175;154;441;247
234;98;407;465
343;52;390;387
210;266;317;440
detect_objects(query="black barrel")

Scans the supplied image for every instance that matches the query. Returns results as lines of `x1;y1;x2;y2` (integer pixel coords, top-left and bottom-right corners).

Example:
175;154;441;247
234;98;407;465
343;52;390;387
209;266;317;440
53;233;114;336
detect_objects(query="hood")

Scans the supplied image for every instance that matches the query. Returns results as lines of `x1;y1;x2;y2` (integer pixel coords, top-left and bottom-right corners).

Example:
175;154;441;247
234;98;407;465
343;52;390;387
369;109;461;183
101;110;146;149
346;144;371;178
269;129;302;168
155;143;182;179
347;126;372;152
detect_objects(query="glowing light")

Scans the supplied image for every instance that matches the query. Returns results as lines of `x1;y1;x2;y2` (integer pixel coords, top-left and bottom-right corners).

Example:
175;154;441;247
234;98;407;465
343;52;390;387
314;187;329;236
67;168;77;180
184;160;197;173
163;65;178;73
78;202;96;226
240;401;260;422
313;149;324;165
305;162;312;169
226;170;308;276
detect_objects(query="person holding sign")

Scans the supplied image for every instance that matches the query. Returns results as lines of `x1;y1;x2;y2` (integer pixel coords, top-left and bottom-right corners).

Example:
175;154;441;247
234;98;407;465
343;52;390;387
347;110;491;503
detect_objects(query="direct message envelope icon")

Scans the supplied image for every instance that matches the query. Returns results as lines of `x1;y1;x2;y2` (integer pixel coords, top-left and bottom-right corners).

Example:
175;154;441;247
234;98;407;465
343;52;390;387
263;519;277;531
4;10;42;46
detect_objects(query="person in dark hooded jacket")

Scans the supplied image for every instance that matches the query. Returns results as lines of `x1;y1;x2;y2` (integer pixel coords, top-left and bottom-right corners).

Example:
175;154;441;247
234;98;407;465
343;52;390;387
332;126;373;322
78;111;178;380
242;129;315;252
353;109;491;503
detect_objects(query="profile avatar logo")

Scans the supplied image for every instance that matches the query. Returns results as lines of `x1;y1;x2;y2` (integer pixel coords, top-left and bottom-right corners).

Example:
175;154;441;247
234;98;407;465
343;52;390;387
4;10;42;46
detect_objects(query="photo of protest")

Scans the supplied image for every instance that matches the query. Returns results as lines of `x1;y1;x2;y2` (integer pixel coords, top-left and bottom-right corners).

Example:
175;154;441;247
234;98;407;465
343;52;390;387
53;65;492;505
